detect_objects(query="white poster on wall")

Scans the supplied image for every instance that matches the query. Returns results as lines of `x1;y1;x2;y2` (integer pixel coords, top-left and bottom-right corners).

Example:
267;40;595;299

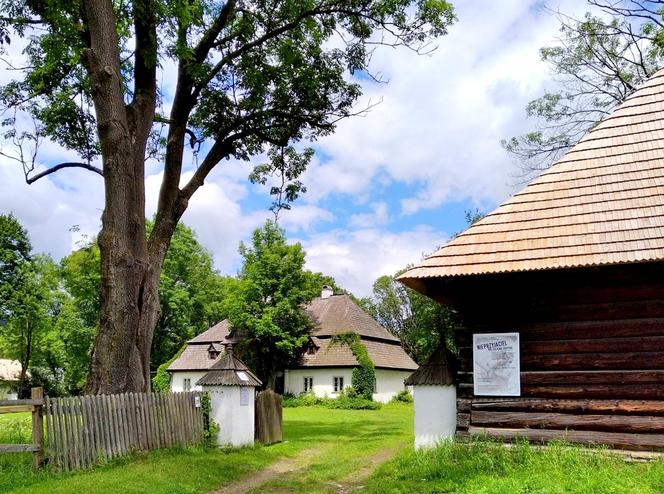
473;332;520;396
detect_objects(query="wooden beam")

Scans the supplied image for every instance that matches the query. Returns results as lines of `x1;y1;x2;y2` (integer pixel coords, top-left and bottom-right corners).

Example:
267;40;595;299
0;444;41;453
471;410;664;433
471;398;664;415
466;426;664;451
0;405;33;414
0;399;43;407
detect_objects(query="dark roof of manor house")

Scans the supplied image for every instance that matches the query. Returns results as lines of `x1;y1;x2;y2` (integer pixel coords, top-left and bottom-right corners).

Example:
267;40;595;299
197;350;262;387
405;345;455;386
400;67;664;286
294;294;418;371
169;293;417;373
167;320;231;372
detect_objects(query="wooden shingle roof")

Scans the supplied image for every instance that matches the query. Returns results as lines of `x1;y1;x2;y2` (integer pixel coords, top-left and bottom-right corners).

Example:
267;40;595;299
196;351;262;387
404;345;455;385
294;337;418;371
400;69;664;282
306;295;400;342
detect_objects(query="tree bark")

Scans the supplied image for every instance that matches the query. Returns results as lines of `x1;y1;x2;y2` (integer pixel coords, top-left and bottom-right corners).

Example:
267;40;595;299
83;0;162;393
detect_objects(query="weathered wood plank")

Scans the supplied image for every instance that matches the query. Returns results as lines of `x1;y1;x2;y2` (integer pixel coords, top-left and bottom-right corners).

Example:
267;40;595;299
471;410;664;433
0;399;43;407
471;398;664;415
0;405;34;414
458;370;664;386
0;444;41;453
467;426;664;451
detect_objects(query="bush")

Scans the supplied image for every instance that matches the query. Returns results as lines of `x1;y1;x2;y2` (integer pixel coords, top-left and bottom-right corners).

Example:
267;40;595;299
391;389;413;403
283;390;381;410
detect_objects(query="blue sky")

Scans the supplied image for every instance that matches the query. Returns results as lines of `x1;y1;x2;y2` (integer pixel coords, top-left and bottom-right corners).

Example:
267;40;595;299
0;0;593;296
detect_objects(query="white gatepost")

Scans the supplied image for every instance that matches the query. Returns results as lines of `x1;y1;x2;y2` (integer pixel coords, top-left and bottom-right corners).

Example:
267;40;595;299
405;345;457;449
197;346;262;447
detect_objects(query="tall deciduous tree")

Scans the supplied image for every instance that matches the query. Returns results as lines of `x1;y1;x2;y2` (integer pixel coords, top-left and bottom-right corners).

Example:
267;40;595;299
224;221;330;389
0;0;455;392
503;7;664;177
59;221;230;372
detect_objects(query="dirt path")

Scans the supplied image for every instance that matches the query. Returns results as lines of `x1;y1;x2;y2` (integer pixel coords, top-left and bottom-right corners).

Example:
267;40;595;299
209;443;401;494
327;443;404;493
209;446;324;494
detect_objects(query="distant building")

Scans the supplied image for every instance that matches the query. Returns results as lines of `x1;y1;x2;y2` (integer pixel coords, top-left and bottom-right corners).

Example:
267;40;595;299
0;359;23;399
167;320;230;392
168;288;417;402
284;288;417;403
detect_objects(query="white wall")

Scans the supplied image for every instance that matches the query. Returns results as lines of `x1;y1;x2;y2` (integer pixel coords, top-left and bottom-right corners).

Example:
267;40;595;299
413;385;456;449
169;371;207;392
374;369;413;403
205;386;256;447
285;368;412;403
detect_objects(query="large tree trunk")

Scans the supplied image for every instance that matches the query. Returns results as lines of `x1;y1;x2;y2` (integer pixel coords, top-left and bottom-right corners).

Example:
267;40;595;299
84;0;163;393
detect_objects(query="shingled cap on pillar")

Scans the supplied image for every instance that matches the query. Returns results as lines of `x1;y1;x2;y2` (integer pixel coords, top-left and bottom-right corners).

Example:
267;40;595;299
196;347;262;387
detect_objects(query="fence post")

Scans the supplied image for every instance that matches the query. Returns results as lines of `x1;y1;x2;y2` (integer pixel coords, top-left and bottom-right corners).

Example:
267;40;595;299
31;387;44;469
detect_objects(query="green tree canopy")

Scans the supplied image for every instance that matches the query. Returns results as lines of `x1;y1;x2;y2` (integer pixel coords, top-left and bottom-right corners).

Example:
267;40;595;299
224;221;332;388
361;273;456;364
0;0;456;393
503;7;664;177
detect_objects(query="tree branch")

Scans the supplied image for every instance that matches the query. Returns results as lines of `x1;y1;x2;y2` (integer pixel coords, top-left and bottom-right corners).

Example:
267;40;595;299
24;162;103;184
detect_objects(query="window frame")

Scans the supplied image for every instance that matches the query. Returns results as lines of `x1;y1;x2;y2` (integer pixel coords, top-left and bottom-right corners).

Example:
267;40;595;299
183;378;191;392
303;376;313;393
333;376;344;393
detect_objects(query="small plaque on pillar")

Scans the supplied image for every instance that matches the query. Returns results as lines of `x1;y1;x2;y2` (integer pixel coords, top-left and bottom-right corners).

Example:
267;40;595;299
240;387;249;406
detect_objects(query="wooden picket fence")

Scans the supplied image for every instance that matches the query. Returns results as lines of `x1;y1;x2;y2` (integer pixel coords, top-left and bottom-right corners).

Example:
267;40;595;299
0;387;45;469
45;391;204;471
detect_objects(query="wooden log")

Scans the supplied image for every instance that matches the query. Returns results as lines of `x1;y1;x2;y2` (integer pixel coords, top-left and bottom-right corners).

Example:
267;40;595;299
457;412;470;430
467;426;664;451
471;410;664;433
471;398;664;415
457;370;664;386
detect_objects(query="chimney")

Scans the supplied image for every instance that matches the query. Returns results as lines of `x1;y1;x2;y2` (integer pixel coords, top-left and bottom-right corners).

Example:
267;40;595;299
321;285;333;299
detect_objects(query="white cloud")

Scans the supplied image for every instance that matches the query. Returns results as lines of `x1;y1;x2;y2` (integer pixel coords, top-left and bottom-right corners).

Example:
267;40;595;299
300;226;445;297
349;202;389;228
303;0;591;214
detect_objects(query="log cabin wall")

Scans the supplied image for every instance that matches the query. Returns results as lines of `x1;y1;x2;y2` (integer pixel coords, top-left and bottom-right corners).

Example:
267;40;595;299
434;261;664;451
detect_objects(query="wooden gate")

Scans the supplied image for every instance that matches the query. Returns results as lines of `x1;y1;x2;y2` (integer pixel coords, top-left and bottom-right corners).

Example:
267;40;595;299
255;389;282;445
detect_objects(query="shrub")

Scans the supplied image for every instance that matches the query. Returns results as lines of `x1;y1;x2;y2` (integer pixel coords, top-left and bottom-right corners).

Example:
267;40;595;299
391;389;413;403
330;332;375;400
282;390;381;410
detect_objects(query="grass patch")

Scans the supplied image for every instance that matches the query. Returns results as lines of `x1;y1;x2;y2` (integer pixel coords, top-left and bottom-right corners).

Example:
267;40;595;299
363;437;664;494
0;402;411;494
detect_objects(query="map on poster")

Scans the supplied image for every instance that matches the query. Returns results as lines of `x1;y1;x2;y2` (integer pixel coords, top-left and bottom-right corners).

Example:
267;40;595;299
473;332;520;396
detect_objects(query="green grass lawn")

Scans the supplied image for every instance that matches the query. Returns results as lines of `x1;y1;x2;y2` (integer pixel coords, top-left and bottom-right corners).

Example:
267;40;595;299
4;404;664;494
363;437;664;494
0;403;412;494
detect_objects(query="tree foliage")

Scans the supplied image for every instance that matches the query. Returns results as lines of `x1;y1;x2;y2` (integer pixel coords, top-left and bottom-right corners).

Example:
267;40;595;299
0;0;456;392
329;331;375;400
224;221;332;388
503;7;664;177
362;272;457;364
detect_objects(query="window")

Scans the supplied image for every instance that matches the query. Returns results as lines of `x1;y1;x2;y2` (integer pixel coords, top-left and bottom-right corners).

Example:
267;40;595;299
303;376;313;393
183;378;191;392
333;376;344;393
307;344;316;355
